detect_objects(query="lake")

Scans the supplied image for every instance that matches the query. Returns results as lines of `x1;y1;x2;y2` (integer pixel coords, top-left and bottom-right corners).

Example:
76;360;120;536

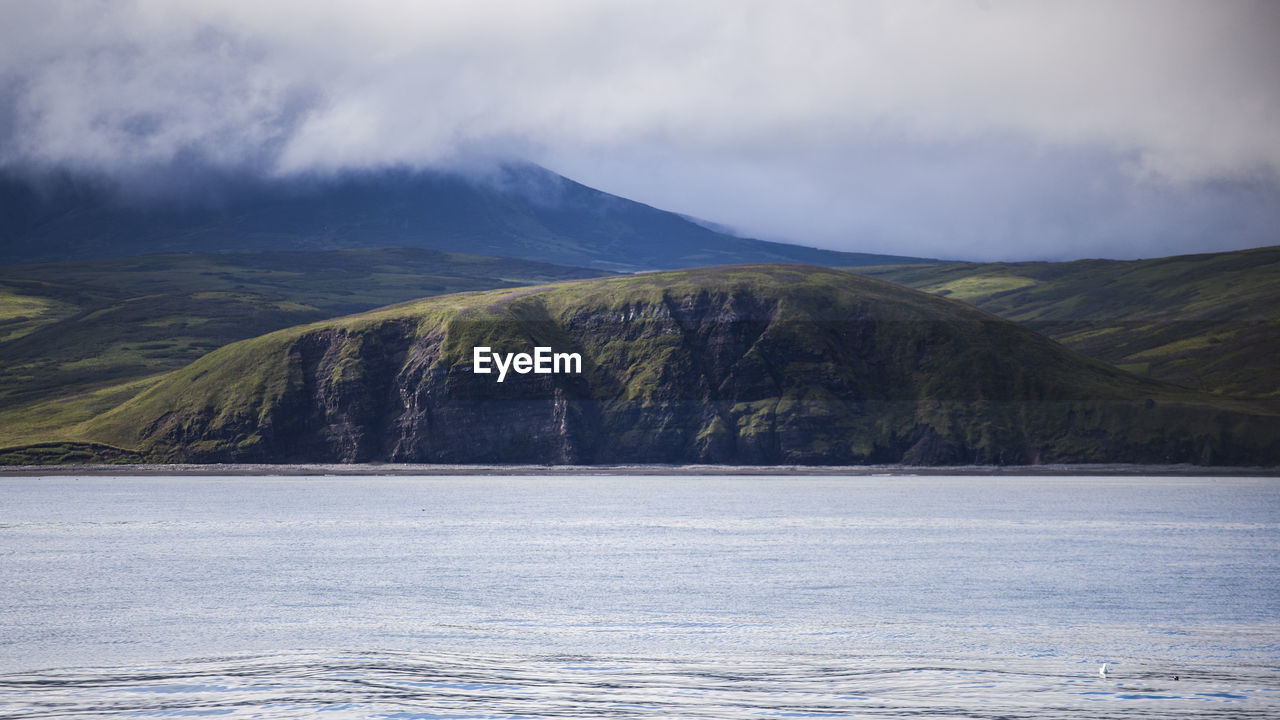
2;474;1277;718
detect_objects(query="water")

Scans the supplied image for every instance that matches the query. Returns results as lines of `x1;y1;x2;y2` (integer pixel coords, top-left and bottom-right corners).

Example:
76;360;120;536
2;475;1277;718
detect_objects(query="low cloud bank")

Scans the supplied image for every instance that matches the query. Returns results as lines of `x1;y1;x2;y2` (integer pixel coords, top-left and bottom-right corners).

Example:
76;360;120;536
2;1;1277;260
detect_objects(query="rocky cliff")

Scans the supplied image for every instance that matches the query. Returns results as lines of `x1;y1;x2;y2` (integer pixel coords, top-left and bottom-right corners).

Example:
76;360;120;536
85;265;1280;465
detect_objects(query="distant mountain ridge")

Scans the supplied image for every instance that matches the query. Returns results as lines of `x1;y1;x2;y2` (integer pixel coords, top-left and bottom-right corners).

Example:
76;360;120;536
0;164;931;271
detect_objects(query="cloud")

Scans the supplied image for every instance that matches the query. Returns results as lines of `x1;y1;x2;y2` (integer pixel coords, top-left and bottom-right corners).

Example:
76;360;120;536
549;134;1280;261
1;0;1277;259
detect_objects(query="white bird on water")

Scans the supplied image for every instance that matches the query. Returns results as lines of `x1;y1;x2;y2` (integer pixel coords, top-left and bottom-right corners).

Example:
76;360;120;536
1099;663;1109;678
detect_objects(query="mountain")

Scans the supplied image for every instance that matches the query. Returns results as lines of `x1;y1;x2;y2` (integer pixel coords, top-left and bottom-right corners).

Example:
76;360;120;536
854;245;1280;398
53;265;1278;466
0;164;931;271
0;248;609;409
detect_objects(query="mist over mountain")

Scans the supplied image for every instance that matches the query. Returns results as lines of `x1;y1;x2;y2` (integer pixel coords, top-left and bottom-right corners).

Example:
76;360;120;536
4;2;1279;261
0;163;928;271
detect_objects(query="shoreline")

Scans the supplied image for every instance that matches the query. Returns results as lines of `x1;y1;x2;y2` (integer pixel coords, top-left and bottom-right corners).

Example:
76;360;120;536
1;462;1277;477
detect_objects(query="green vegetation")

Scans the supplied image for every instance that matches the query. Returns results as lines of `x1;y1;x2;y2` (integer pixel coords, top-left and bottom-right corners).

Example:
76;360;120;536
0;376;163;448
854;245;1280;398
0;442;143;466
0;248;608;409
0;287;79;341
55;265;1280;466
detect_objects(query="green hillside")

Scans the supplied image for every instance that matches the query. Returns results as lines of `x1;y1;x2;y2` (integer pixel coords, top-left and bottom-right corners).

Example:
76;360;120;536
44;265;1278;466
855;246;1280;398
0;248;609;409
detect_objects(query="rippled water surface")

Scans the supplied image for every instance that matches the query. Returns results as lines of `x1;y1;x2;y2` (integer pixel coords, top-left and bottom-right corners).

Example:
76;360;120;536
2;475;1278;718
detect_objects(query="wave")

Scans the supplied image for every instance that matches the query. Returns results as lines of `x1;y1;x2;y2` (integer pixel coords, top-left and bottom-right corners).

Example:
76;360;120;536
1;649;1274;719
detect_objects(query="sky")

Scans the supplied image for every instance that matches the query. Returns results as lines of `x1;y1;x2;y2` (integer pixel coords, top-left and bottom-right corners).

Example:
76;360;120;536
1;0;1277;261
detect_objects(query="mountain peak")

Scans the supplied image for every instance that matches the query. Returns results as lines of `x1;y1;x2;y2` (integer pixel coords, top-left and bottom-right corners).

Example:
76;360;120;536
0;164;932;271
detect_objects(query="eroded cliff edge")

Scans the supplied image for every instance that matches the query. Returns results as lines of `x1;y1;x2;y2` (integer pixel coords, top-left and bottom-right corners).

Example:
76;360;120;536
83;265;1280;465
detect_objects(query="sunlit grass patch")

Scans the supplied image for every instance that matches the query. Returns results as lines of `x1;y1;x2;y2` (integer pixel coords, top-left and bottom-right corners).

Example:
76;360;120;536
928;274;1037;300
0;287;58;321
0;285;78;341
1126;330;1240;361
1056;325;1122;342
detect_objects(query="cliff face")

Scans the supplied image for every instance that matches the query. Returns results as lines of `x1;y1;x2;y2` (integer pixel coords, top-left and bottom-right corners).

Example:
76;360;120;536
88;265;1280;465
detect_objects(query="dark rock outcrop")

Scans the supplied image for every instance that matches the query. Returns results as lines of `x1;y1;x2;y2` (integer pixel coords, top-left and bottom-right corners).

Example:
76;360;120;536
88;265;1280;465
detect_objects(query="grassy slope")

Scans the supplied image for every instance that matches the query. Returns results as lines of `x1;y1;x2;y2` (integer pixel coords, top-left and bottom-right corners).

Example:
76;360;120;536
0;248;609;423
854;245;1280;398
74;265;1279;466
